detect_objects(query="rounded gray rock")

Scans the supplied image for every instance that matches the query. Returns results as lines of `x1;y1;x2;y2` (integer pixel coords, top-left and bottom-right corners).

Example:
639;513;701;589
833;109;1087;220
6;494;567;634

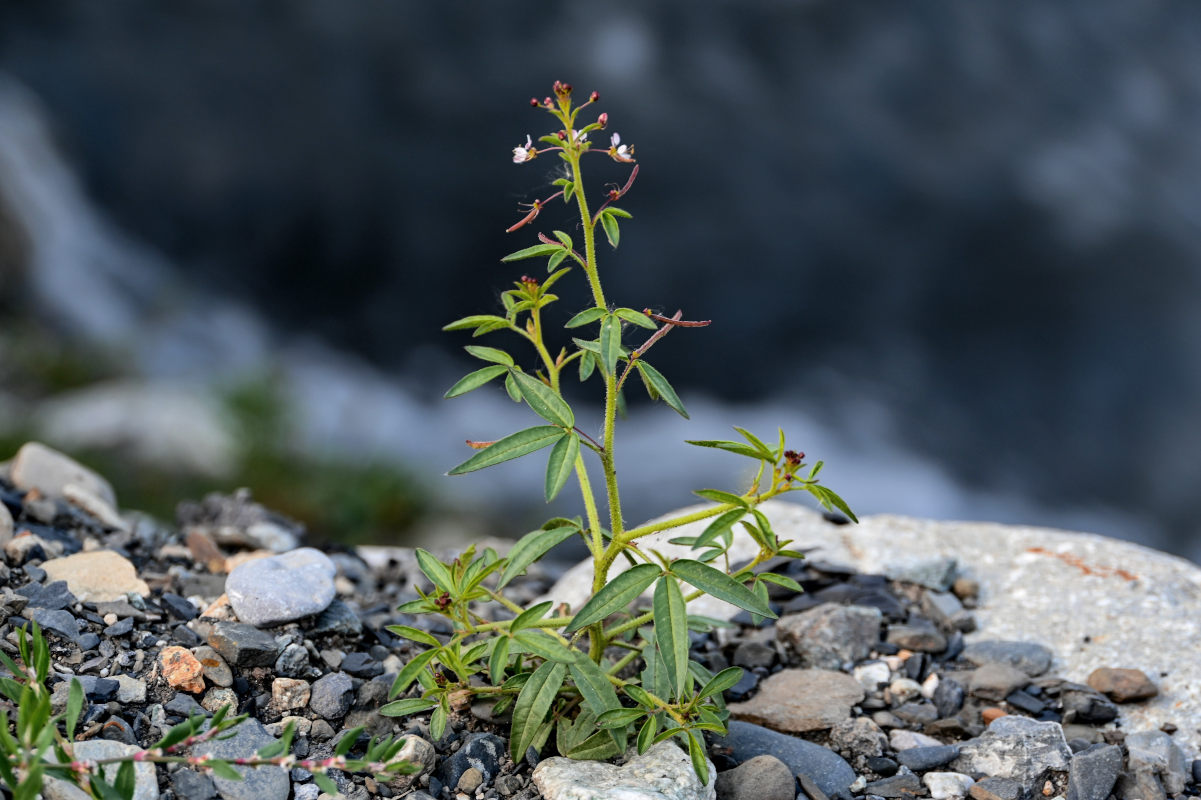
715;754;795;800
776;603;882;669
191;718;289;800
309;670;355;720
226;547;336;627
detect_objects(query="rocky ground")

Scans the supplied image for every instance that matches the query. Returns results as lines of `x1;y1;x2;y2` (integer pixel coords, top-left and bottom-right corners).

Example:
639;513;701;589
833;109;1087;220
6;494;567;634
1;440;1199;800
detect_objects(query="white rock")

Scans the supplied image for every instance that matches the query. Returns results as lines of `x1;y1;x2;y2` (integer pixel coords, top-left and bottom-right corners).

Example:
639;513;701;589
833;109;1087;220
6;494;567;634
923;772;974;799
888;677;922;704
920;672;940;699
113;674;147;704
533;741;715;800
889;729;943;751
853;660;892;691
0;501;12;547
62;482;128;532
41;550;150;602
10;441;115;506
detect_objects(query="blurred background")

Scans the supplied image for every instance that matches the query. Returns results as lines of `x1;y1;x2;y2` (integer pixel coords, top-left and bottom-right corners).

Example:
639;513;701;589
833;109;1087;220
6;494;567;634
1;1;1199;564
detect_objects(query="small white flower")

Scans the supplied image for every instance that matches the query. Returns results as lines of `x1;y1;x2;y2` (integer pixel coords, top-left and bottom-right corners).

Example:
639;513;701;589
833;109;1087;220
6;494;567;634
609;133;635;162
512;135;536;164
572;129;588;145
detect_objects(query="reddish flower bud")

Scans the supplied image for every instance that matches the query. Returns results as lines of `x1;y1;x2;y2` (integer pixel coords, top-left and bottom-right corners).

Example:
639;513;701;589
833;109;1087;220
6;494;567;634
563;83;573;94
530;97;540;107
590;90;600;102
597;112;609;128
543;96;553;107
783;450;804;466
557;130;566;140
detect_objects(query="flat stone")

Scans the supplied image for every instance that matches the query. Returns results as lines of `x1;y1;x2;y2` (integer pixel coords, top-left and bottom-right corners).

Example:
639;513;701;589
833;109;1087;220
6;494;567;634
1086;667;1158;702
1114;768;1166;800
1124;729;1187;795
207;621;280;667
969;777;1024;800
62;483;126;531
17;580;76;610
113;674;147;704
962;640;1054;677
969;662;1031;702
43;740;157;800
776;604;882;669
272;677;311;710
160;645;206;693
19;607;80;643
864;771;922;798
712;721;856;799
10;442;116;506
885;555;958;591
310;598;362;636
714;754;795;800
533;741;715;800
171;769;218;800
728;668;863;733
886;621;947;653
1060;682;1118;723
1066;743;1122;800
309;671;354;720
226;547;336;627
191;717;289;800
192;645;234;687
896;745;959;772
924;772;975;800
951;716;1071;786
41;550;149;603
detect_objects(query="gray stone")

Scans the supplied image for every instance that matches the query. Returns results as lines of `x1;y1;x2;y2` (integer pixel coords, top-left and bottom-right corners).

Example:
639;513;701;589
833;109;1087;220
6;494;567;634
43;740;158;800
207;621;280;667
309;671;354;720
1114;768;1166;800
727;669;863;733
961;640;1054;677
732;640;776;670
828;717;886;760
715;754;794;800
864;771;922;798
191;717;289;800
274;642;311;677
533;741;715;800
1059;683;1118;723
438;732;506;789
885;621;946;653
193;645;234;687
114;674;147;704
226;547;337;627
394;735;436;778
969;776;1023;800
0;501;11;547
10;441;116;506
1124;729;1187;795
968;662;1031;702
896;745;959;772
1066;743;1122;800
924;772;974;800
310;599;362;637
884;556;957;590
172;769;218;800
713;721;856;799
20;607;80;642
951;716;1071;786
776;604;881;669
17;579;76;609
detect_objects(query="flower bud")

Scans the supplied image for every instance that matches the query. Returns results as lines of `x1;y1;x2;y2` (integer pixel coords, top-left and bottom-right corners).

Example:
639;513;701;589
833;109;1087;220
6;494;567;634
597;112;608;129
543;96;553;107
590;90;600;102
557;131;566;140
530;97;540;107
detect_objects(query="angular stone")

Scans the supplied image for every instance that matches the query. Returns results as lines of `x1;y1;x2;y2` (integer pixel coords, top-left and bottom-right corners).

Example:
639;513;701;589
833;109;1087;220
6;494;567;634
715;755;795;800
924;772;975;800
1066;743;1122;800
19;608;80;643
884;556;957;590
310;598;362;637
11;442;116;506
533;742;715;800
711;721;856;800
962;640;1053;677
62;483;126;531
951;716;1071;786
897;745;959;772
226;547;337;627
438;732;507;789
272;677;311;710
309;671;354;720
968;662;1030;702
171;769;217;800
160;645;206;693
17;579;76;610
727;668;864;733
207;621;280;667
865;771;923;798
1124;729;1187;795
191;718;289;800
41;550;149;603
886;621;946;653
1060;682;1118;723
192;645;233;687
969;777;1024;800
113;674;147;704
1114;769;1166;800
201;686;238;714
776;603;881;669
1086;667;1157;703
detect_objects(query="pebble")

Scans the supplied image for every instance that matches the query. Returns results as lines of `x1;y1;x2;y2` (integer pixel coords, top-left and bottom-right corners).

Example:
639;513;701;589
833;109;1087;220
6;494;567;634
341;651;383;677
1066;742;1122;800
202;686;238;713
192;717;290;800
226;547;337;627
113;674;147;703
727;669;864;733
713;721;856;799
458;767;484;793
968;662;1031;702
896;744;959;772
309;671;355;720
172;768;219;800
1124;729;1188;795
924;771;975;799
41;550;150;602
20;607;81;643
272;677;312;710
1086;667;1157;702
533;742;715;800
208;621;281;667
889;729;943;751
885;621;946;653
884;556;957;590
775;604;882;669
10;442;117;507
961;640;1053;677
951;716;1071;786
969;776;1024;800
852;660;891;691
732;639;776;670
193;644;234;687
275;642;312;677
160;645;206;693
1059;683;1118;723
43;740;157;800
0;501;12;547
160;592;198;620
438;732;507;790
18;579;77;610
310;599;363;636
864;770;923;797
714;754;794;800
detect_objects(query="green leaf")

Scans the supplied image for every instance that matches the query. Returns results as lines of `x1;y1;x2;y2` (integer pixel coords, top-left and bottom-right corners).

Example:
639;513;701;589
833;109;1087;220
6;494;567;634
636;715;658;754
510;601;554;634
641;642;671;702
697;667;743;701
448;426;564;474
568;656;623;722
553;230;573;249
389;648;439;698
544;433;579;502
489;636;511;685
600;211;621;248
564;729;623;760
670;559;776;619
595;708;645;728
114;759;136;799
209;761;243;781
624;684;656;710
415;549;455;593
614;308;657;329
692;488;748;507
607;206;633;219
430;703;449;740
509;661;567;760
65;678;83;742
567;563;661;631
443;314;510;332
444;365;508;398
384;626;441;647
733;426;777;461
694;508;747;549
502;243;562;262
512;371;574;428
653;577;690;699
684;439;765;460
546;249;568;270
463;345;514;366
335;726;365;756
565;307;607;328
757;572;805;594
497;524;578;588
599;314;622;376
750;580;772;627
505;372;522;402
687;730;711;784
807;485;858;522
635;361;689;418
154;717;203;751
578;350;596;382
313;772;338;795
512;631;577;663
544;266;572;291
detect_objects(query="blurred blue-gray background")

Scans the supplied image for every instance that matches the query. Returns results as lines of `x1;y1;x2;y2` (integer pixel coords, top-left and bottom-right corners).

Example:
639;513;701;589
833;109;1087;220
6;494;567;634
1;1;1199;564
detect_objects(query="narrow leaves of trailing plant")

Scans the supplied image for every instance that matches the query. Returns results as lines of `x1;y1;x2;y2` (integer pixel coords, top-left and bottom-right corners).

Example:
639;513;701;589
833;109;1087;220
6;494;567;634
502;243;562;262
653;576;690;698
553;230;573;248
607;206;633;220
614;307;657;329
415;549;455;594
464;345;514;366
380;696;437;719
697;666;743;702
596;708;645;729
637;715;658;754
565;729;623;760
635;361;689;418
512;371;574;428
599;314;622;376
497;525;578;588
687;731;711;785
807;484;859;522
314;773;339;796
509;660;567;760
567;563;661;631
65;678;83;741
509;601;554;633
694;508;747;549
683;438;765;461
335;726;366;757
693;488;747;507
504;372;522;402
671;559;776;619
578;350;596;382
600;210;621;248
389;648;438;698
443;314;509;332
566;307;607;328
544;433;579;502
489;636;511;685
512;631;576;663
448;425;564;474
444;365;508;398
568;656;623;721
757;572;805;594
733;426;777;461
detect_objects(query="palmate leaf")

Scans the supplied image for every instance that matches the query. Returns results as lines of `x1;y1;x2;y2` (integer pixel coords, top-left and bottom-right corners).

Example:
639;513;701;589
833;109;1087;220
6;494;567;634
509;661;567;760
635;361;688;418
544;433;580;502
498;524;579;588
653;577;690;699
444;365;508;399
448;426;564;475
512;371;574;428
670;559;776;619
567;563;661;632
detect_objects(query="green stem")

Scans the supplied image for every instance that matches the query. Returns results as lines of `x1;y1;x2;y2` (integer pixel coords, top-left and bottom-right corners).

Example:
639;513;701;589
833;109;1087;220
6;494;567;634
574;456;604;560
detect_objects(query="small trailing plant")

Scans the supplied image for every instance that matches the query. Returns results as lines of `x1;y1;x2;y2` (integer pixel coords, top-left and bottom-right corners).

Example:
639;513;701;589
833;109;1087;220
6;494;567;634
0;623;416;799
380;81;854;782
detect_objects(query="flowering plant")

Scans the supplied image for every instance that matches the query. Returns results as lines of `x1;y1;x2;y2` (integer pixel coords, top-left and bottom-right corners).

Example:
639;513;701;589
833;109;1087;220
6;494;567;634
381;81;854;781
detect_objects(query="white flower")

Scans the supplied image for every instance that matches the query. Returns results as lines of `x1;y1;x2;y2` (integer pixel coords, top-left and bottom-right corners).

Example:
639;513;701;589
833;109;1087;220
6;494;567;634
512;135;536;164
609;133;635;162
572;129;588;145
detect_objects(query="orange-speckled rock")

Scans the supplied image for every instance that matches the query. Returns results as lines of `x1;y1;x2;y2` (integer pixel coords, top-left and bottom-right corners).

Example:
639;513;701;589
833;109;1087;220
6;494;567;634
160;645;205;693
